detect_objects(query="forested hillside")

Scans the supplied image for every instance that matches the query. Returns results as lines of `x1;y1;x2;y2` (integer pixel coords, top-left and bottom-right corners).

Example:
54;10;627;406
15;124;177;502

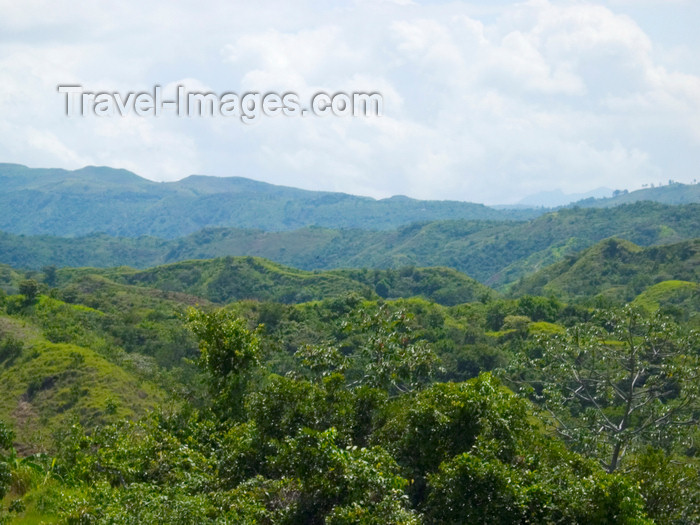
578;181;700;207
2;201;698;290
61;257;493;306
2;164;698;239
0;168;699;523
0;164;537;237
0;261;697;522
510;238;700;302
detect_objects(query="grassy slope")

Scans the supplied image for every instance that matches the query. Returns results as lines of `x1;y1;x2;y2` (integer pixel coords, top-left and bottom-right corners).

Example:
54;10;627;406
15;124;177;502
0;307;164;451
632;280;700;314
509;238;700;302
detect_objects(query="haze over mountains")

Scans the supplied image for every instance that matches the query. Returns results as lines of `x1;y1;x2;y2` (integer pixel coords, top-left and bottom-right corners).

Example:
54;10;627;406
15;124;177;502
0;164;536;237
515;187;613;208
1;163;699;238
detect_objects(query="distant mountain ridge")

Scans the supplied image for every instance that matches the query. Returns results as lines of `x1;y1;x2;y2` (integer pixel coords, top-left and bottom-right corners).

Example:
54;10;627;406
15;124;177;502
516;187;613;207
573;181;700;208
0;163;539;237
2;163;698;238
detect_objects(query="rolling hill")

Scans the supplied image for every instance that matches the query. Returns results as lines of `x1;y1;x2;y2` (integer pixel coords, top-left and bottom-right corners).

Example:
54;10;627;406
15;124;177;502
632;280;700;318
509;238;700;302
0;305;165;450
2;201;698;290
55;257;494;307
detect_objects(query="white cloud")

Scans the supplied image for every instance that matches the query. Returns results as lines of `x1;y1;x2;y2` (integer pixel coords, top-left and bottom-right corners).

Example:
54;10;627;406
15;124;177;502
0;0;697;204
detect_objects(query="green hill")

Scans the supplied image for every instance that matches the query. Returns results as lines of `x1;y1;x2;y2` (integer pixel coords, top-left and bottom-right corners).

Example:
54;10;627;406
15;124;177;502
3;165;699;242
0;305;165;450
55;257;494;307
632;280;700;317
577;181;700;207
509;238;700;302
0;164;537;238
1;201;698;290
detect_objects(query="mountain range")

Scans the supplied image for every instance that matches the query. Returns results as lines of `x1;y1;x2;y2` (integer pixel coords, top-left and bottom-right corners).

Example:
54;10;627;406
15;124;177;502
2;163;699;238
0;164;536;237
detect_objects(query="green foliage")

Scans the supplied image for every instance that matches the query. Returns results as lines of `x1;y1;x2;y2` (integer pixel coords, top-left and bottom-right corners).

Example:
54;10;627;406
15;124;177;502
510;307;700;473
244;373;383;448
424;452;528;524
0;336;23;365
48;273;200;369
626;448;700;524
54;415;214;490
422;413;651;524
2;199;699;292
330;266;494;306
295;344;348;379
245;374;331;441
0;224;697;522
632;280;700;323
375;374;530;501
511;238;700;303
0;421;12;450
345;305;440;393
267;427;416;524
18;279;39;306
187;308;261;380
0;327;164;447
515;295;562;321
65;257;495;307
186;307;261;419
0;419;14;501
12;366;657;524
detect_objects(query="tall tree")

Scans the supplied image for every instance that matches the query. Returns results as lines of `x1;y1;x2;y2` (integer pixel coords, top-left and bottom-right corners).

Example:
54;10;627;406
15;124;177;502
510;307;699;472
186;307;261;420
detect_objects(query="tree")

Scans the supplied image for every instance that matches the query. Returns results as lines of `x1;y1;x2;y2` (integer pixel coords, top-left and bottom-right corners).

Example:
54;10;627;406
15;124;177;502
18;279;39;305
42;265;58;287
626;447;700;524
186;307;261;419
510;307;699;472
345;304;439;394
267;427;418;524
424;449;650;525
0;420;14;500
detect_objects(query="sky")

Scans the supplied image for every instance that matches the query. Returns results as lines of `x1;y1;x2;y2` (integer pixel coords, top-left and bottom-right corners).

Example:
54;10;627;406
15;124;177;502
0;0;698;205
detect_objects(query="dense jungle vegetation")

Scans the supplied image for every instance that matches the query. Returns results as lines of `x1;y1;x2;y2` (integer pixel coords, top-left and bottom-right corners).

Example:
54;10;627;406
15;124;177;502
0;242;697;523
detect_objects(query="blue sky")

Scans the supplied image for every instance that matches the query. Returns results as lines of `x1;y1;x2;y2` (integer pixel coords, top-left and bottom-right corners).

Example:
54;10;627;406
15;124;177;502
0;0;698;204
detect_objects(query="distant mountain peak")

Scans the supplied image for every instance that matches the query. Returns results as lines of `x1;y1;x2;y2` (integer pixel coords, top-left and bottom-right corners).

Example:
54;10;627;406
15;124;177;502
517;187;613;207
